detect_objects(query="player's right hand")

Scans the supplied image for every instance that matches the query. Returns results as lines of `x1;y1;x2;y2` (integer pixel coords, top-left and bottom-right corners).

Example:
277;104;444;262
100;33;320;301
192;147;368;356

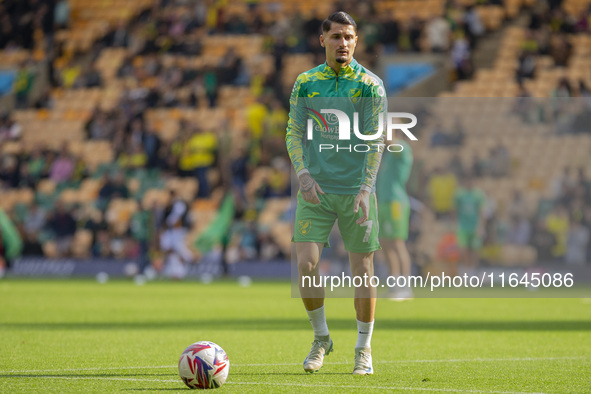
299;173;324;205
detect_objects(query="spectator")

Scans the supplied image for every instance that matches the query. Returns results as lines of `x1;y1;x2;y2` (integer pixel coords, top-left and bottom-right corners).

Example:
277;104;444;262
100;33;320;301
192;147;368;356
118;143;148;170
430;123;449;147
86;110;114;140
470;153;489;177
545;205;570;260
234;217;259;261
21;230;44;256
204;68;218;107
531;217;555;261
246;97;269;141
258;229;283;261
426;15;451;52
575;10;589;32
83;63;102;88
579;80;591;99
428;166;457;219
178;126;218;198
551;167;576;205
128;118;146;150
464;5;484;49
361;15;381;54
219;49;241;85
507;215;532;246
517;82;532;98
46;201;77;257
54;0;70;30
34;88;55;109
108;21;130;47
549;35;571;67
266;99;288;138
92;229;113;258
436;228;461;274
0;14;12;49
451;32;472;80
160;192;193;279
49;145;74;184
552;77;572;97
142;128;161;168
0;115;23;142
71;156;88;182
0;155;20;188
449;117;465;146
23;203;47;239
98;172;129;201
378;13;399;53
576;167;590;200
230;146;250;199
261;157;291;198
565;218;589;264
489;143;510;177
508;190;529;219
408;17;423;52
448;153;465;178
13;62;35;109
130;206;155;273
516;51;537;81
60;60;81;89
38;2;55;52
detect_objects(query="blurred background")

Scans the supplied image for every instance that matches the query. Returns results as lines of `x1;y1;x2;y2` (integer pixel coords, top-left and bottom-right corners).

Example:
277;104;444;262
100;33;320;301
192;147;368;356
0;0;590;280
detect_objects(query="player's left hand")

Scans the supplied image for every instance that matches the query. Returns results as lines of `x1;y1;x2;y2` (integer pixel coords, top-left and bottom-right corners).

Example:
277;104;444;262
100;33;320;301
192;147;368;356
353;189;371;224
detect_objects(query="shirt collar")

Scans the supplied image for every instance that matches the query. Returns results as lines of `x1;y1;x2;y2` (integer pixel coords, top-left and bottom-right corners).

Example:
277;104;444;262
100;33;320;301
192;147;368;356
323;58;358;76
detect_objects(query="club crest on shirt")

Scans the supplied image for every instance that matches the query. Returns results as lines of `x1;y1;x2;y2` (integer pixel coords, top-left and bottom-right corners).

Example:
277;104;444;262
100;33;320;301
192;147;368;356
298;220;311;236
348;88;362;104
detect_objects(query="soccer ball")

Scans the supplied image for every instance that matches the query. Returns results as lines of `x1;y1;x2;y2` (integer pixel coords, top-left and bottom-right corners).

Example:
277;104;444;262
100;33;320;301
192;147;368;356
178;341;230;389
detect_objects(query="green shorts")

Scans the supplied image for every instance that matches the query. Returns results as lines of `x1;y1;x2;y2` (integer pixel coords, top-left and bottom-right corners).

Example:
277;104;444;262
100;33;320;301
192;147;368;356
456;229;482;250
378;200;410;240
293;191;380;253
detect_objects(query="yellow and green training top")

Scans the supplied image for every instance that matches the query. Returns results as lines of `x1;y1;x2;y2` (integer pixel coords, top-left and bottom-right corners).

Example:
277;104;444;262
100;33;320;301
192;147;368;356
285;58;387;195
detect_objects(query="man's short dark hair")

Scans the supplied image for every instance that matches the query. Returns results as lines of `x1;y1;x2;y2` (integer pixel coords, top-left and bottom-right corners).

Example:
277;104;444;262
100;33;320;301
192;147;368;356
322;11;357;33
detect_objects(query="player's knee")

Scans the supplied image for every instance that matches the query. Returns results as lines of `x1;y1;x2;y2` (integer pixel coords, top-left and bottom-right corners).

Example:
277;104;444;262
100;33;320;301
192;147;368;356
297;259;318;274
350;258;373;277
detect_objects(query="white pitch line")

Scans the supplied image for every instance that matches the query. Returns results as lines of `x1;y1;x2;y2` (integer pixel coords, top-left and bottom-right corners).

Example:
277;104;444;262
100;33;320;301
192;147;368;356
0;375;552;394
382;356;589;364
0;375;179;383
0;365;177;374
0;356;587;375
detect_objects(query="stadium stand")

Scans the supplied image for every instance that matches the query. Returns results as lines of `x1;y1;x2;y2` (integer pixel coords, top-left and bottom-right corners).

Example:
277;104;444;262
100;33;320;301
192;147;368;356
0;0;590;276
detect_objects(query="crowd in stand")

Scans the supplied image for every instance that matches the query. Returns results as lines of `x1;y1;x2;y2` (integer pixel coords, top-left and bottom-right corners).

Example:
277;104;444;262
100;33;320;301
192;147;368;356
1;0;590;270
422;152;591;266
517;0;591;95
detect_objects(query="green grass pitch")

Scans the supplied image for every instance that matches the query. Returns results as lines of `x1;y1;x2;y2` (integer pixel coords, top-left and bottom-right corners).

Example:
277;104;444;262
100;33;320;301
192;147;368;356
1;279;590;393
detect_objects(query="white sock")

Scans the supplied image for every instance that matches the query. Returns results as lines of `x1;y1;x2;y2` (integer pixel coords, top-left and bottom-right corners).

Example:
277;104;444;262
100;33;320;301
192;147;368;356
356;319;374;349
306;306;329;337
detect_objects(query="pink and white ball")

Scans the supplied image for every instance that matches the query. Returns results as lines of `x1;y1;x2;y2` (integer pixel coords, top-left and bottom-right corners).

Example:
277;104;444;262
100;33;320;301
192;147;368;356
178;341;230;389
